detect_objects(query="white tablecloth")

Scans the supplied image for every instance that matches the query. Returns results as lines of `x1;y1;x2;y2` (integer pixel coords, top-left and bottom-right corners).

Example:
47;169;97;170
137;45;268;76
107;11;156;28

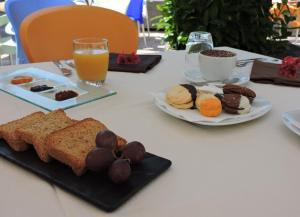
0;47;300;217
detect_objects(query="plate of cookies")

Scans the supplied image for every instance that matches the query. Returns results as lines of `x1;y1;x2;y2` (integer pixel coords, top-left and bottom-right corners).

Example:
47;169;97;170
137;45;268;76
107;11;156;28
153;84;272;126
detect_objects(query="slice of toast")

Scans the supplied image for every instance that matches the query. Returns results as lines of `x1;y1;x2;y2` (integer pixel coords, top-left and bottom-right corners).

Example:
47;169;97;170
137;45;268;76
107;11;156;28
0;112;45;151
46;118;127;176
16;109;76;162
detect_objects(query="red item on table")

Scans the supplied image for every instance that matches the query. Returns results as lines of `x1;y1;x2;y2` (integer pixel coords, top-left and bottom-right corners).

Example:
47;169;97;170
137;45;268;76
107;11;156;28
116;53;141;65
279;56;300;79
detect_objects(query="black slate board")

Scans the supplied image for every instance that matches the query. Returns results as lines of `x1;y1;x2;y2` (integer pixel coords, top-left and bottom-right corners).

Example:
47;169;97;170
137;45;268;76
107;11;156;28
109;53;162;73
0;139;171;212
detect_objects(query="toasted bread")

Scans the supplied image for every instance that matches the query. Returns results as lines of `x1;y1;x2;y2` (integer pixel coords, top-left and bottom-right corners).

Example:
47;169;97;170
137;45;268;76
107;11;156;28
16;109;76;162
47;118;127;176
0;112;45;151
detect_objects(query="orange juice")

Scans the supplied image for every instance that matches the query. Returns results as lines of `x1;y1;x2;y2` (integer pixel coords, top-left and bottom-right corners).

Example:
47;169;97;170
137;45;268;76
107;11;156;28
73;49;109;81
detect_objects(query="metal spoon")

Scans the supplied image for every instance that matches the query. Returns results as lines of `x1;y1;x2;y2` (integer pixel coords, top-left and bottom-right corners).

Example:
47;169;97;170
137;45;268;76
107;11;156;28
191;77;239;86
53;61;72;76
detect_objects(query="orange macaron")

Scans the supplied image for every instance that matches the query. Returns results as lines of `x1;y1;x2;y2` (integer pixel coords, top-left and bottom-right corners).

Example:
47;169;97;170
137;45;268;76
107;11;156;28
196;93;222;117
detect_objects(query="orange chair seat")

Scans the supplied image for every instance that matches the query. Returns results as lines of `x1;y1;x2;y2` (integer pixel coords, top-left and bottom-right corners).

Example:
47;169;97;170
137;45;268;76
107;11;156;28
288;20;300;28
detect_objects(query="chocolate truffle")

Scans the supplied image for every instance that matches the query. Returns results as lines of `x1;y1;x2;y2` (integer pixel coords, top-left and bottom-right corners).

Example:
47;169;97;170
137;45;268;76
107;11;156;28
109;159;131;184
86;148;115;172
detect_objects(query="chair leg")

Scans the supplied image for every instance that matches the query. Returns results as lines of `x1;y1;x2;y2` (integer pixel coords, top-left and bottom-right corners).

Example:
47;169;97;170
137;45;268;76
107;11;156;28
144;0;150;37
9;54;14;65
137;21;141;37
141;23;147;47
145;15;150;38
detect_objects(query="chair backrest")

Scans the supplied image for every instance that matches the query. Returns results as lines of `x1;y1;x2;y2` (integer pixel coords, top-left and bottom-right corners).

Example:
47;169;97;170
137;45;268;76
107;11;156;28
0;14;16;56
20;5;138;63
5;0;75;64
126;0;144;24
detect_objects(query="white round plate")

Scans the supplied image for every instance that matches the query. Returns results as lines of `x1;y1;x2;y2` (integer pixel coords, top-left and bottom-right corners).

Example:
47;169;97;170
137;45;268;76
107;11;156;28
184;69;249;87
282;110;300;136
153;92;272;126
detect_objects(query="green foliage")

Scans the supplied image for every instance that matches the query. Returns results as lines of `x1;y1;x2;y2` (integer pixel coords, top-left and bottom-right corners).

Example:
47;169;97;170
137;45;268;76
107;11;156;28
155;0;288;55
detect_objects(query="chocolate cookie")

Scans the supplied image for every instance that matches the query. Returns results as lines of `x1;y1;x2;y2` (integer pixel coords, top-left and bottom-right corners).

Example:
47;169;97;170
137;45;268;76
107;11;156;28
223;84;256;103
221;94;251;114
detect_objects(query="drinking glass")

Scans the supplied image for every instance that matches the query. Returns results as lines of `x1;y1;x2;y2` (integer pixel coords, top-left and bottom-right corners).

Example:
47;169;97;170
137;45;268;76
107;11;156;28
73;37;109;87
185;31;214;75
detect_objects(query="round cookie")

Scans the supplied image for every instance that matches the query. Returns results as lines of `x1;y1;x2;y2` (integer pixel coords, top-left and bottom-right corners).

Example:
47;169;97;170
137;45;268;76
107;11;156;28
166;85;192;105
166;84;197;109
181;84;197;109
196;93;222;117
221;94;251;114
167;100;194;109
223;84;256;103
180;84;197;102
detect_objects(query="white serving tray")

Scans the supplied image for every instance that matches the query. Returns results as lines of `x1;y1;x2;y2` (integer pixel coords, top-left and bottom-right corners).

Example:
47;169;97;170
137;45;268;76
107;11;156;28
0;67;116;111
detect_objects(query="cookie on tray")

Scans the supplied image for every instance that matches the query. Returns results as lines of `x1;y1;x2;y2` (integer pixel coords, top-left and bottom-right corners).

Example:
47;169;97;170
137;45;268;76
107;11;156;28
223;84;256;103
167;100;194;109
16;109;76;162
166;84;196;109
0;112;45;151
195;93;222;117
46;118;127;176
221;94;251;114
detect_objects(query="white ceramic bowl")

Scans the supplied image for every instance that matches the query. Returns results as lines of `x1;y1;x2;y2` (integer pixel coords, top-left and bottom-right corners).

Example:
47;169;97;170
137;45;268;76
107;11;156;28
199;50;237;81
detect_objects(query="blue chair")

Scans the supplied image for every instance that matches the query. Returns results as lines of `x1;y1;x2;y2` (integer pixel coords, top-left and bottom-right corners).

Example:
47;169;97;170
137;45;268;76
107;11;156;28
126;0;149;46
5;0;75;64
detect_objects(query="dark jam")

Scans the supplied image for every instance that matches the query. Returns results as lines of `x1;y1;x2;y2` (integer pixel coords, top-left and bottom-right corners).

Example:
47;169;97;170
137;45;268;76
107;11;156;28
55;90;78;101
30;85;54;92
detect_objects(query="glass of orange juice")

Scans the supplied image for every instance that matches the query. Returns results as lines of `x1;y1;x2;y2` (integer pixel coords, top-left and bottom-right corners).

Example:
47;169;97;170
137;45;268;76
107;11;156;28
73;37;109;87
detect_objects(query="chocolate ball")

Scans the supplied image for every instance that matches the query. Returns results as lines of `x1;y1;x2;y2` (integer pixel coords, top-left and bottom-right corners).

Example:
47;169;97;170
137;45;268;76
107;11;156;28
109;159;131;184
86;148;115;172
122;141;146;164
95;130;117;150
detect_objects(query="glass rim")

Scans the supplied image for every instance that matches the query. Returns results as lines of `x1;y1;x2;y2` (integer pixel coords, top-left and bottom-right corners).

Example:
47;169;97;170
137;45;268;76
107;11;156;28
73;37;108;45
189;31;211;35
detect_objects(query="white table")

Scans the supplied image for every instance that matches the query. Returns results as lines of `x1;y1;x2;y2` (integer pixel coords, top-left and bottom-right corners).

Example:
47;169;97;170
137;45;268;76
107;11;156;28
0;47;300;217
